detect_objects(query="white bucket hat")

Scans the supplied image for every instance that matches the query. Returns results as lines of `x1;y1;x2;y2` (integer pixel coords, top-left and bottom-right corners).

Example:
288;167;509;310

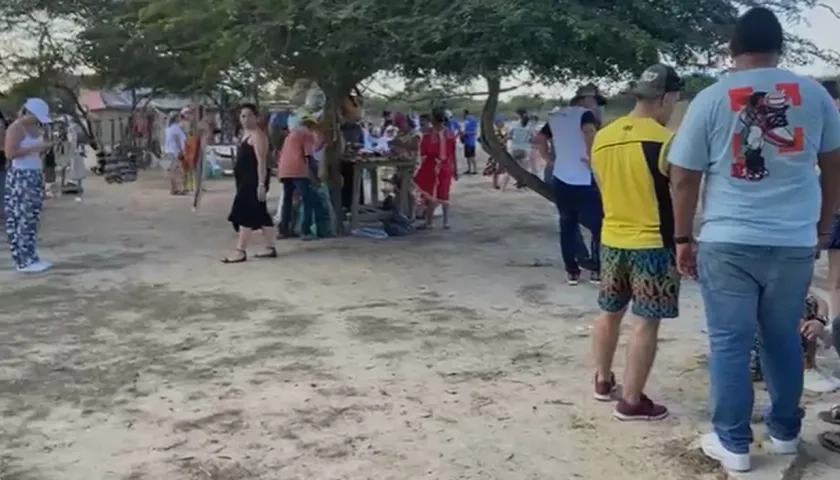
23;98;51;124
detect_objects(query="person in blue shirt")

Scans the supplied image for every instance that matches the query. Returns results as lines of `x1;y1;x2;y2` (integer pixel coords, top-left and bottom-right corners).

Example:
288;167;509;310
461;110;479;174
668;7;840;472
445;111;460;136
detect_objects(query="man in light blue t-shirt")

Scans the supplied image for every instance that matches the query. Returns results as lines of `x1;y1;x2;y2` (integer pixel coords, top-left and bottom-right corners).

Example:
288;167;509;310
667;7;840;473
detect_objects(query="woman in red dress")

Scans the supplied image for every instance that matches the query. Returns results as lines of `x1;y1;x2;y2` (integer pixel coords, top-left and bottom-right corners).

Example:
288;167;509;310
414;108;457;229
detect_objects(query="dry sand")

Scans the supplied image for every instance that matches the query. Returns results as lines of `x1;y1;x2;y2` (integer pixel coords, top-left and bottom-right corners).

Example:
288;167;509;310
0;158;838;480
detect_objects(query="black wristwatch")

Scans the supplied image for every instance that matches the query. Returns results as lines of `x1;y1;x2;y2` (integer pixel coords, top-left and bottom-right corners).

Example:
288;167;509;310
674;236;693;245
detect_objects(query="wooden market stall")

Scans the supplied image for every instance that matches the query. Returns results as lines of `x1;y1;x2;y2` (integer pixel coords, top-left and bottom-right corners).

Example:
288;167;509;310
342;147;416;231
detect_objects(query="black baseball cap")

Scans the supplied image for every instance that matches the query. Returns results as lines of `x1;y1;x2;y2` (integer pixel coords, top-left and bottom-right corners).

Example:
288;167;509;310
631;64;684;98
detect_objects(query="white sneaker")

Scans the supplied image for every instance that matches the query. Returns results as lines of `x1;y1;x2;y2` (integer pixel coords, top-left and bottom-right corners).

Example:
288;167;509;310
817;366;840;388
701;432;751;472
804;368;839;393
766;436;799;455
16;260;53;273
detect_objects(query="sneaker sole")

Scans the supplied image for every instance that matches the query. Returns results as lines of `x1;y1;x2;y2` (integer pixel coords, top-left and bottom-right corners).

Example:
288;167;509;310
612;410;669;422
593;392;614;402
701;445;750;472
767;437;799;455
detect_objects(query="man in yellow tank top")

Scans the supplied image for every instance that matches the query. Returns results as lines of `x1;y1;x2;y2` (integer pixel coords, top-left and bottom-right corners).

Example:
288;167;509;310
589;64;684;421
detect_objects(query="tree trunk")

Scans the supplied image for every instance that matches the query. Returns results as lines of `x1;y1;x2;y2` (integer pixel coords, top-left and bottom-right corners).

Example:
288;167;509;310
51;82;101;153
480;75;553;202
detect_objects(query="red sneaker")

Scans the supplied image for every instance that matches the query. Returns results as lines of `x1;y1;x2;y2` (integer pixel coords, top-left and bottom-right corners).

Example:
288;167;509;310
593;372;617;402
613;395;669;421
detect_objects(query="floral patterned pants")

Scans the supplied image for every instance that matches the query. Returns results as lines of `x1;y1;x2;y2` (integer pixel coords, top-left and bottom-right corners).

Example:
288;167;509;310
3;168;44;269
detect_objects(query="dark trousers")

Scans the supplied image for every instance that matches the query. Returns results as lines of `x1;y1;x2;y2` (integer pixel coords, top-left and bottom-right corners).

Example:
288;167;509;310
279;178;326;235
833;316;840;356
340;161;364;210
552;177;603;274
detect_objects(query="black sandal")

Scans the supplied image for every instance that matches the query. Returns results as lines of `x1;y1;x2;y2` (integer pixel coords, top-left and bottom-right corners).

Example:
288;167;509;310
819;405;840;425
221;249;247;263
254;247;277;259
818;431;840;453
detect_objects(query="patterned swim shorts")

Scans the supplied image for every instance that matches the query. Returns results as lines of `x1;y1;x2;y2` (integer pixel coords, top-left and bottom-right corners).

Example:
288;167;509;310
598;245;680;319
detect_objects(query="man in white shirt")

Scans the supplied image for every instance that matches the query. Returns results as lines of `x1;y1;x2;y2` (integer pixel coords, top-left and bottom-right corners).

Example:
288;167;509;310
164;111;187;194
505;108;534;190
534;103;602;284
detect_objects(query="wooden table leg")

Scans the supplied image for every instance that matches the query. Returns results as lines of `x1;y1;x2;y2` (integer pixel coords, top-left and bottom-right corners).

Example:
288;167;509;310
370;167;379;206
350;164;362;232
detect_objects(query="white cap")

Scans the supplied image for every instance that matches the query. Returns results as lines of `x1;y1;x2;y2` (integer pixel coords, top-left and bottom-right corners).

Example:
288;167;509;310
23;98;51;124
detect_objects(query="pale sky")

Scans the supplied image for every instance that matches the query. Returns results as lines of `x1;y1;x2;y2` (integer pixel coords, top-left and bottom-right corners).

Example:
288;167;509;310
365;1;840;100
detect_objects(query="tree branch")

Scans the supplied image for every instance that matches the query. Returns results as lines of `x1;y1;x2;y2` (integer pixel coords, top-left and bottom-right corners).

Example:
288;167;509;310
818;2;840;19
479;74;552;202
372;80;534;104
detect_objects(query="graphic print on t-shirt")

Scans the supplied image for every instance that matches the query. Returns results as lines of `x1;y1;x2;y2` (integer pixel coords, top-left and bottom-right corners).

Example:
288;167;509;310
728;83;805;181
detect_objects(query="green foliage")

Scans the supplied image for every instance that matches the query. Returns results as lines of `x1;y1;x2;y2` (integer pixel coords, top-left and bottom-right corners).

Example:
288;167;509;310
4;0;838;157
7;0;837;107
682;73;718;97
362;72;720;121
397;0;732;83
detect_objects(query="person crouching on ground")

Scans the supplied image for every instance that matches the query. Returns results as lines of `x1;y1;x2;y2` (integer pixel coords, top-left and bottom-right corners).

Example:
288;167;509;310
750;290;838;392
414;108;457;229
590;64;684;420
3;98;54;272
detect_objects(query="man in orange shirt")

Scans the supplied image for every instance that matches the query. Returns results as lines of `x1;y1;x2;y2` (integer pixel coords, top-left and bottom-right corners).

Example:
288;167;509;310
276;114;327;240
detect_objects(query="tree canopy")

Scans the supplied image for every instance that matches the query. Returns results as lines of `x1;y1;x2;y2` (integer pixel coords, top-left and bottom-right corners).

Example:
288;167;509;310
2;0;838;206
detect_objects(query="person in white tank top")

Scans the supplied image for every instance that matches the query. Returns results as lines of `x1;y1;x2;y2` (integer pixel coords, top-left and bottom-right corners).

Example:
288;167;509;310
3;98;53;272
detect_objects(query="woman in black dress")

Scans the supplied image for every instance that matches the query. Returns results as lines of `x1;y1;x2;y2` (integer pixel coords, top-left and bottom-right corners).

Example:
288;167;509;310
223;103;277;263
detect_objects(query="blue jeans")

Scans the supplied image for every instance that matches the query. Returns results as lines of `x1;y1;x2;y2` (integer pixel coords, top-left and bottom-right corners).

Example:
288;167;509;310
279;178;326;236
552;177;602;274
698;242;814;454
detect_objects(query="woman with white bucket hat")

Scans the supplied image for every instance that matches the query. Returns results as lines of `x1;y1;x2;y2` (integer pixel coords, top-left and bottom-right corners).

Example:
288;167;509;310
3;98;53;272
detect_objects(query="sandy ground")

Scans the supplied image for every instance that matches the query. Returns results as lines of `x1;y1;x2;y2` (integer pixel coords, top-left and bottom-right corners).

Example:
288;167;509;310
1;159;839;480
